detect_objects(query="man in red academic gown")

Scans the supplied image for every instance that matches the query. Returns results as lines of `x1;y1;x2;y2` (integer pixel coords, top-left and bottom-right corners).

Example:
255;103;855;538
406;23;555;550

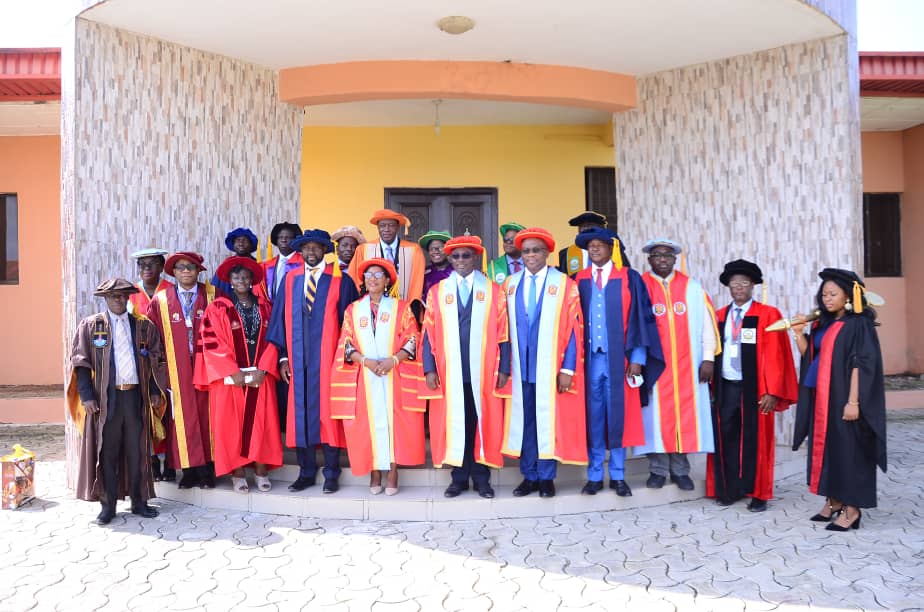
420;235;512;499
707;259;798;511
147;252;217;489
128;248;173;315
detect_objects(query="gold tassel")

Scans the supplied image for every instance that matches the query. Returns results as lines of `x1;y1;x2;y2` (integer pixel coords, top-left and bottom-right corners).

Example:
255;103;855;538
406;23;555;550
389;284;400;298
611;239;623;270
267;234;274;260
853;281;864;314
762;281;768;304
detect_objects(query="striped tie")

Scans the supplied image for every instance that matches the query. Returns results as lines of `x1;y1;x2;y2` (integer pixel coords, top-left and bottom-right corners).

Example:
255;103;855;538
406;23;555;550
305;268;318;313
115;317;136;383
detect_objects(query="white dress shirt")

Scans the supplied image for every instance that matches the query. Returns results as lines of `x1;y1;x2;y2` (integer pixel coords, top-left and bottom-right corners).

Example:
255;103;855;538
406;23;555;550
109;310;139;385
722;299;752;381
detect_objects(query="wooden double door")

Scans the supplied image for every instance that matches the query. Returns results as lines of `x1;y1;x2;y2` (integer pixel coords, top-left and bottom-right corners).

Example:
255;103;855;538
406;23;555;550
384;188;499;258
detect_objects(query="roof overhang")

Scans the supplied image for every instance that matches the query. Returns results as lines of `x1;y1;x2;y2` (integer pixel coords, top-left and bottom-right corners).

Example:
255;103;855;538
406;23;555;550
860;52;924;97
0;49;61;102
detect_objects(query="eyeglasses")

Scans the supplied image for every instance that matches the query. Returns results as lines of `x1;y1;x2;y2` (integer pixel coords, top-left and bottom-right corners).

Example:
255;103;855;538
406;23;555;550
502;238;516;244
728;281;752;288
173;264;199;272
521;247;547;255
137;262;161;269
649;253;676;260
450;252;473;260
363;271;387;280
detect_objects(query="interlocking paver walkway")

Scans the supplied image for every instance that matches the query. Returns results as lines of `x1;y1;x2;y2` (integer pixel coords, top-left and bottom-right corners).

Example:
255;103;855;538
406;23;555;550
2;410;923;612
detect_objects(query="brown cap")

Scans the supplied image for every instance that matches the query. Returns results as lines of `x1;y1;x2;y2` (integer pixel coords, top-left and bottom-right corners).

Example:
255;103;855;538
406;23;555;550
94;278;140;297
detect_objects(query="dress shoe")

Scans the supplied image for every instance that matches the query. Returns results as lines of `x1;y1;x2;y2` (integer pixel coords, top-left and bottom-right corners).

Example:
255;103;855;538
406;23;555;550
646;473;666;489
715;497;737;507
810;497;843;522
474;483;495;499
287;476;316;492
177;470;201;489
670;474;695;491
322;478;339;494
538;480;556;498
95;507;116;525
581;480;604;495
610;479;632;497
444;482;469;498
826;508;861;531
512;479;540;497
162;467;176;482
131;504;159;518
747;498;767;513
199;473;216;489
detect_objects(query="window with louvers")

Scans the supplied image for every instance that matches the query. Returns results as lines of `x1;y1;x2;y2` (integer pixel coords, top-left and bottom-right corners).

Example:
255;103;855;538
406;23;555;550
863;193;902;277
585;167;617;230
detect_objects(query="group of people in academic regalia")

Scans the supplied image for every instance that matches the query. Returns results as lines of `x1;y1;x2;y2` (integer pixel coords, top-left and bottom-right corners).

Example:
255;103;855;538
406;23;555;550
66;209;886;533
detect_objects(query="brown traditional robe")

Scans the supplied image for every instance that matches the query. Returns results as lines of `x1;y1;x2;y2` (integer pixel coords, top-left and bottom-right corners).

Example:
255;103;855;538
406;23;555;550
66;311;167;503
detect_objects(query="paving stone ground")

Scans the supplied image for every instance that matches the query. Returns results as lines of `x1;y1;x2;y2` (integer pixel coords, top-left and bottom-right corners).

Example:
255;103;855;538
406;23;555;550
1;411;923;612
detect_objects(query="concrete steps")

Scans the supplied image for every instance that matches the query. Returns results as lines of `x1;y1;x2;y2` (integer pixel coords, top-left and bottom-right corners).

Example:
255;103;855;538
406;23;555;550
153;446;807;521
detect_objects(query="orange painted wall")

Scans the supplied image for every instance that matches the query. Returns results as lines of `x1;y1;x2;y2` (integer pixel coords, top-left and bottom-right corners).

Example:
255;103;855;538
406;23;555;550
861;131;904;192
902;125;924;372
861;131;907;373
0;136;62;385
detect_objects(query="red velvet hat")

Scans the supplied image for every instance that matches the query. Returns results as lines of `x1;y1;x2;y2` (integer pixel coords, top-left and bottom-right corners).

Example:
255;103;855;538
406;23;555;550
443;235;485;256
164;251;206;277
357;257;398;285
514;227;556;252
216;256;265;285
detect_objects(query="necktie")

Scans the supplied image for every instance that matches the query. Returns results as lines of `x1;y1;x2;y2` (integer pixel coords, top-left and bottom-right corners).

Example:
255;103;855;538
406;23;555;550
385;245;394;261
512;260;522;274
115;317;135;383
595;268;603;290
527;275;538;323
731;307;743;372
459;278;470;305
275;258;287;294
306;268;318;313
182;292;195;351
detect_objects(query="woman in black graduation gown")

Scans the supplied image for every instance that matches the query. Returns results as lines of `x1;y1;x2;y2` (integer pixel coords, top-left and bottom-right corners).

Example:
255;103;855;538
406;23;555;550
791;268;887;531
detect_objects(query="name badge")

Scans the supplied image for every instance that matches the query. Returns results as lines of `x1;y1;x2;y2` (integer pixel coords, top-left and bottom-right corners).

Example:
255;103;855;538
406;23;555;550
741;328;757;344
726;343;739;359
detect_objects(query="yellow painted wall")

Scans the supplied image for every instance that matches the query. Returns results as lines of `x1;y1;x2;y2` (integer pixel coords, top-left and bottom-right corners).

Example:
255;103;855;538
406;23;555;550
301;124;616;257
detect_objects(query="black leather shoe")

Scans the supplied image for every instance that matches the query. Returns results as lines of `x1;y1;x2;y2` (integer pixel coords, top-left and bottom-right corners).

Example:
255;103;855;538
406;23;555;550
322;478;339;494
512;479;539;497
670;474;695;491
288;476;316;492
538;480;556;498
646;473;666;489
151;455;163;481
200;473;216;489
581;480;604;495
610;479;632;497
716;497;737;507
178;470;200;489
747;498;767;513
444;482;469;498
95;507;116;525
162;467;176;482
474;484;495;499
131;504;159;518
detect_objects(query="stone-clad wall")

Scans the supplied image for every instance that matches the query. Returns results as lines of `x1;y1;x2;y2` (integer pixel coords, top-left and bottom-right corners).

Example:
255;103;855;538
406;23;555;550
615;30;861;443
61;19;302;337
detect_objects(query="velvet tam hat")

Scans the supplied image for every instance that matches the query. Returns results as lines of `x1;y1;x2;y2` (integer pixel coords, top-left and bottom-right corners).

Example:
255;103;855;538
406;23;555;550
331;225;367;244
270;222;303;245
642;238;682;255
443;235;485;256
290;229;335;254
567;211;607;227
224;227;258;253
418;230;453;251
216;256;265;285
719;259;763;286
498;222;526;236
94;278;140;297
369;209;411;227
575;227;619;250
164;251;207;276
130;247;169;259
514;227;556;252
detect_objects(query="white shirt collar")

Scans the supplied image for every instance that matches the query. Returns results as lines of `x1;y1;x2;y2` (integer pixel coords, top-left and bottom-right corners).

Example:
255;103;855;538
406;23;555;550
731;299;753;315
525;266;549;283
278;251;294;264
594;260;613;276
654;270;675;283
108;310;129;324
381;237;400;251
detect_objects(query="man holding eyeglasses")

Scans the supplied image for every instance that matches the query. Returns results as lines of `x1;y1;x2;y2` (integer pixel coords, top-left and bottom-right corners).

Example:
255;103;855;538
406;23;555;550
706;260;797;511
501;228;587;498
147;252;217;488
486;222;526;285
421;235;512;499
637;239;719;492
267;229;359;494
128;248;174;315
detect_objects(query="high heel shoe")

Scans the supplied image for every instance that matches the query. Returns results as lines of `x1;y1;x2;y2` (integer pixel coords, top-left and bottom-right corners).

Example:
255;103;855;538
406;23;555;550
826;508;861;531
810;498;843;522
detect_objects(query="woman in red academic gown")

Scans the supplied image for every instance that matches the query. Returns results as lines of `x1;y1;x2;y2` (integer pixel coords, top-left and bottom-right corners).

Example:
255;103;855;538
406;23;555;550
195;257;283;493
792;268;887;532
331;258;425;496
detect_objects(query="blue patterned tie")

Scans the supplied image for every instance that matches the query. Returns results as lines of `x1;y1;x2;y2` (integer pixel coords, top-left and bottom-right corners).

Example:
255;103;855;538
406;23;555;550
459;278;470;305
